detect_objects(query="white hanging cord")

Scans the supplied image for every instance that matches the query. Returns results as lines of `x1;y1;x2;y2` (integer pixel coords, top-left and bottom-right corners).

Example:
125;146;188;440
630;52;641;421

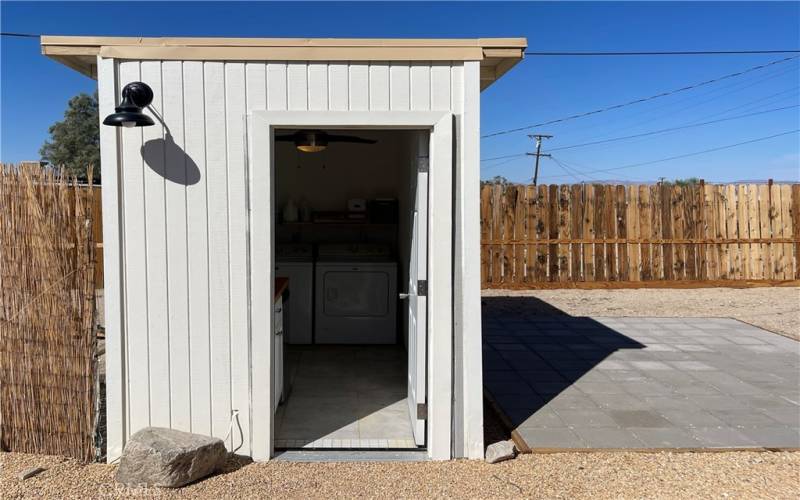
223;409;244;455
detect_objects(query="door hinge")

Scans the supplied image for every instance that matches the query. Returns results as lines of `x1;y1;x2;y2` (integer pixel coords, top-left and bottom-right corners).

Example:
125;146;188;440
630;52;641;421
417;157;429;173
417;279;428;296
417;403;428;420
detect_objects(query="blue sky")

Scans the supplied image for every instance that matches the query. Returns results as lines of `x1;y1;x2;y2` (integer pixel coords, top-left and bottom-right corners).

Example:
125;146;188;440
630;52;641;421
1;1;798;183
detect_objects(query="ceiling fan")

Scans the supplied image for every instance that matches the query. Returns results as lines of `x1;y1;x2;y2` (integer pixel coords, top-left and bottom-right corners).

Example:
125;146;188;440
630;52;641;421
276;130;377;153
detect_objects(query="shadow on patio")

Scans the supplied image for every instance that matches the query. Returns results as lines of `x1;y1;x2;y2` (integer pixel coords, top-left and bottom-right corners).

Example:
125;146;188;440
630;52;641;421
482;296;644;429
482;296;800;449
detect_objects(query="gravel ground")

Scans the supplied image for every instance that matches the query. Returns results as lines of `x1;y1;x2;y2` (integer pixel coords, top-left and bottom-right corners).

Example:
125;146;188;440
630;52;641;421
3;287;796;498
482;287;800;340
2;450;799;499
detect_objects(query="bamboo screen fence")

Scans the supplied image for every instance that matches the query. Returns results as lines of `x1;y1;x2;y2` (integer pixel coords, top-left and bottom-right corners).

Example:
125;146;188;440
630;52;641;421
0;165;97;461
481;182;800;288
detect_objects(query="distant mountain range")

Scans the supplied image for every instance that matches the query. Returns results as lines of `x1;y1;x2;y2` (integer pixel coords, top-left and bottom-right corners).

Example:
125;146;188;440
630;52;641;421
588;179;798;185
482;178;798;186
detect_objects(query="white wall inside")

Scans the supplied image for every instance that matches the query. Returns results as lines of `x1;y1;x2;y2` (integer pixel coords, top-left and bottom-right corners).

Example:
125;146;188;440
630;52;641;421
275;129;414;213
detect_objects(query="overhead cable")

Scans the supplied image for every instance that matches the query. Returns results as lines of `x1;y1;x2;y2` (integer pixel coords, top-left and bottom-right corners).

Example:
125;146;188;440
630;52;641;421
481;55;800;138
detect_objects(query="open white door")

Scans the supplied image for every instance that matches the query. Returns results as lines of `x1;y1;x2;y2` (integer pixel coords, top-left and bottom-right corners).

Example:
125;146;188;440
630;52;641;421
249;110;452;460
406;132;429;446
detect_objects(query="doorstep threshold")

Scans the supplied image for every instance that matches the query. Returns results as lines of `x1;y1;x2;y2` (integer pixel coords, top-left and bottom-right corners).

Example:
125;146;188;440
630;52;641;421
273;450;429;462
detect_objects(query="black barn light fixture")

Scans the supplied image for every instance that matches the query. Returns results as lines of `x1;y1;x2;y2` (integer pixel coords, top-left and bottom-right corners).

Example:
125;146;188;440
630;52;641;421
103;82;155;128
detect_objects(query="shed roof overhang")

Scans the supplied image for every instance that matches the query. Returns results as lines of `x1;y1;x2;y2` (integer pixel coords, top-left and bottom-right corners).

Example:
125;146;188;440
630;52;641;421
41;36;526;89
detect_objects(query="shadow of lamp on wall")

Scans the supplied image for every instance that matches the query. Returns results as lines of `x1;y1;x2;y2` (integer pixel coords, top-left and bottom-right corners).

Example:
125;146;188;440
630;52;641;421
141;131;201;186
103;81;201;186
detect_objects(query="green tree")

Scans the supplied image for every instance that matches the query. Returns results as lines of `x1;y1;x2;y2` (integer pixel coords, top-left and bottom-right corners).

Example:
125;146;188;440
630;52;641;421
674;177;701;186
40;91;100;182
657;177;701;187
481;175;511;187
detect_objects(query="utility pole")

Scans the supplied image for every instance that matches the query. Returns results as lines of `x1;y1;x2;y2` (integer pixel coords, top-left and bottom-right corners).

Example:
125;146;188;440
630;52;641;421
527;134;552;186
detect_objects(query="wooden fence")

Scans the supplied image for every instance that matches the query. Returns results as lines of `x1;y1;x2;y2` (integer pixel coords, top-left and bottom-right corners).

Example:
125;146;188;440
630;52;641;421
78;183;800;289
480;182;800;288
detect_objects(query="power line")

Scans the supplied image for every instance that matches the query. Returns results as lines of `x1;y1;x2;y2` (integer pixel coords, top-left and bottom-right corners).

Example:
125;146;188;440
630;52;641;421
553;64;799;142
480;101;799;163
481;156;523;171
547;104;800;152
0;32;40;38
696;86;799;120
481;55;800;138
538;129;800;180
481;152;527;162
525;50;800;56
548;157;586;183
551;156;637;182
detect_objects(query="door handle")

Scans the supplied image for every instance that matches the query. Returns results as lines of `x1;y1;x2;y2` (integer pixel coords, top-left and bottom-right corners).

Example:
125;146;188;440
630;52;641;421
399;293;410;300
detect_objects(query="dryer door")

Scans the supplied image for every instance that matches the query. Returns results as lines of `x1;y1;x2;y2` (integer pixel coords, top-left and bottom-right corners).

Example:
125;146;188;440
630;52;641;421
323;269;390;316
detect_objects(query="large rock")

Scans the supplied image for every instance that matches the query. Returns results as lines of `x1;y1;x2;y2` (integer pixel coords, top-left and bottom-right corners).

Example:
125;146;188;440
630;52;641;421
116;427;227;488
485;440;517;464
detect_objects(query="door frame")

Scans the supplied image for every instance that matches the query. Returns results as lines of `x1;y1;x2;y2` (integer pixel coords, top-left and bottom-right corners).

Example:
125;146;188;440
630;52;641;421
247;111;454;461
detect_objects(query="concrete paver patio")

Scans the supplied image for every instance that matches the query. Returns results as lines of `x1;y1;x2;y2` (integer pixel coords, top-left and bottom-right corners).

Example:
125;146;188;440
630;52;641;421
483;301;800;449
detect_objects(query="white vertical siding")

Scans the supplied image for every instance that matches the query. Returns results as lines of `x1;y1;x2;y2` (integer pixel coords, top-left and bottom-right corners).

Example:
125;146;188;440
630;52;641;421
111;59;469;458
286;63;308;110
224;63;252;456
348;64;369;111
202;61;233;445
390;64;410;110
162;60;191;432
369;64;390;110
307;63;328;111
140;61;171;428
410;66;431;111
118;61;150;436
182;61;212;437
451;62;485;459
430;63;452;111
97;56;124;461
328;64;349;111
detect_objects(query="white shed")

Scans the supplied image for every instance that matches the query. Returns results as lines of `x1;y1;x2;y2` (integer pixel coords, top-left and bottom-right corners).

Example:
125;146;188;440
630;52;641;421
42;35;526;462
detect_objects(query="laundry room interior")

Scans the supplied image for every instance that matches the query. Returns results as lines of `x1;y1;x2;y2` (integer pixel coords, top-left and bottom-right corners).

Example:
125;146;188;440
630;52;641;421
273;127;428;450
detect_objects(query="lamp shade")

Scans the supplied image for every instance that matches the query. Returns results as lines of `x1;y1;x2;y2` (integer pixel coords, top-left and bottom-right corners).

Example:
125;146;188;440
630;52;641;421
295;131;328;153
103;82;155;127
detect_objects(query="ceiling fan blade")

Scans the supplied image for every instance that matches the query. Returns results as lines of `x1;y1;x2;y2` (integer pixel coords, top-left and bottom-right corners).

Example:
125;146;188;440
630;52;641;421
324;134;377;144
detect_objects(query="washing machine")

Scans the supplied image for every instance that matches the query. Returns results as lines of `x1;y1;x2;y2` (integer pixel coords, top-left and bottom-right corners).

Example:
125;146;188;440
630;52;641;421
314;243;397;344
276;243;313;344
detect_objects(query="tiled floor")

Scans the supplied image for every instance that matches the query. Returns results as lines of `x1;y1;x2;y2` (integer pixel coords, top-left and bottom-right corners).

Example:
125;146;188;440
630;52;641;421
275;345;417;449
483;302;800;449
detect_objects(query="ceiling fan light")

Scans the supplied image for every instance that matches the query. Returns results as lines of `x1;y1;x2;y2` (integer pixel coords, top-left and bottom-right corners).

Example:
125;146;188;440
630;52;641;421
294;130;328;153
297;144;327;153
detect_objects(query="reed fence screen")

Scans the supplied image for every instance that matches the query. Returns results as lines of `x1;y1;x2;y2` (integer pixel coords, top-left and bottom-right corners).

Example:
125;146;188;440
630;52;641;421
480;182;799;288
0;165;97;461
